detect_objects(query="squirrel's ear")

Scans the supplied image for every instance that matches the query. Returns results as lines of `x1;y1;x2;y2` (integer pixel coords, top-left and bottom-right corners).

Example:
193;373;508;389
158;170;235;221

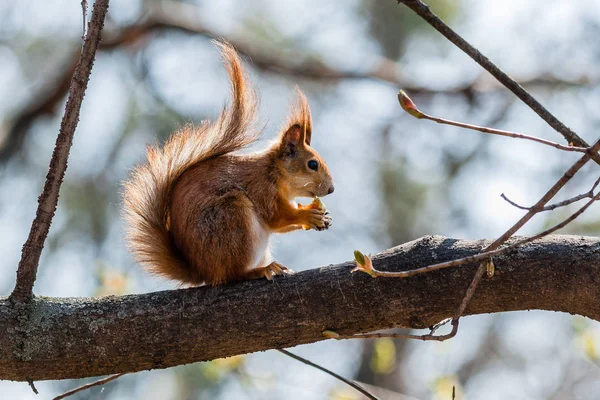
280;124;305;157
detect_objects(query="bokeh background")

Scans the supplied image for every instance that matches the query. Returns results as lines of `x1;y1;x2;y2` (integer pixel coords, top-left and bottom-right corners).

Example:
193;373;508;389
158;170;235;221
2;0;600;398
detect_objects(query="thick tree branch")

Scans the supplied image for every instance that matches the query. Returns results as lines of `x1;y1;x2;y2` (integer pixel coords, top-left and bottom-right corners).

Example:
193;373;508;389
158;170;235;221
9;0;110;303
2;234;600;381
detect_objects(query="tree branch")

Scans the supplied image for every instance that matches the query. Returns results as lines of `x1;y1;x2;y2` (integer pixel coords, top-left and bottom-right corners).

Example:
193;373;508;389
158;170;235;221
277;349;379;400
398;90;588;153
53;373;124;400
396;0;595;153
501;175;600;212
9;0;110;303
2;234;600;381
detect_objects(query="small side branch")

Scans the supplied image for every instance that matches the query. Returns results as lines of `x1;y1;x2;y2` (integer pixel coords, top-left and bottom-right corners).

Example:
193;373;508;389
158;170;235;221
398;91;587;153
81;0;88;40
501;176;600;211
27;379;38;395
53;373;125;400
396;0;590;151
9;0;110;303
277;350;379;400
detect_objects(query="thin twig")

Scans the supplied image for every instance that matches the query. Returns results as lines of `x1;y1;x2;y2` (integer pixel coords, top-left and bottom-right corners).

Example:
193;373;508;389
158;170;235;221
500;193;539;211
396;0;592;153
27;379;38;395
416;108;587;153
9;0;110;303
348;326;456;342
501;176;600;211
277;349;379;400
81;0;88;40
53;373;125;400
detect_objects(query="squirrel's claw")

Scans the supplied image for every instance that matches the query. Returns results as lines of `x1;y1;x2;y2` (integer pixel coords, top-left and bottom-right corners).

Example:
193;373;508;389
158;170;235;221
263;262;294;280
301;209;332;231
314;214;332;231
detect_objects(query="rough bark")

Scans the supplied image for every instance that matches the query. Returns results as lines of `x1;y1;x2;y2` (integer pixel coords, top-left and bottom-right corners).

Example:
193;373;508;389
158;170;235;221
2;234;600;382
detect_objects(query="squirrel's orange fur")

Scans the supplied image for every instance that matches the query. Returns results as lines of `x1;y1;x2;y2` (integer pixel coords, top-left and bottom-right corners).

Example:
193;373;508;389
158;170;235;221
122;41;334;286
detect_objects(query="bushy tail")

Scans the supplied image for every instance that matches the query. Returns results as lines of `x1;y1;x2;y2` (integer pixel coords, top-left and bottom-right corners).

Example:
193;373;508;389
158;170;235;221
122;41;260;284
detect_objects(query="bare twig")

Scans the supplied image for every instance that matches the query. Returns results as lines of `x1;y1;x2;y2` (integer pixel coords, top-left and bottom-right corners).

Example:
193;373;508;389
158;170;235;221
9;0;110;303
426;115;587;153
27;379;38;395
277;349;379;400
396;0;591;151
398;90;588;153
81;0;88;40
53;373;125;400
501;176;600;211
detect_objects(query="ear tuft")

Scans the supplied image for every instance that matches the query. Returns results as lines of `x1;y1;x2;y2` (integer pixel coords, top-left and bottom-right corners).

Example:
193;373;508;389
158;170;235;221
284;87;312;145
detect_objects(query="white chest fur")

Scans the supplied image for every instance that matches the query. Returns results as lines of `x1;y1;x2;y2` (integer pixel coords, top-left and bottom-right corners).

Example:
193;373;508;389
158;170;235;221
249;213;271;268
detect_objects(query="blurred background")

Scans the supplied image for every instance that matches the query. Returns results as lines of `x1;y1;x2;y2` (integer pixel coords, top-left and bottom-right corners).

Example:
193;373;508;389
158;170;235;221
2;0;600;398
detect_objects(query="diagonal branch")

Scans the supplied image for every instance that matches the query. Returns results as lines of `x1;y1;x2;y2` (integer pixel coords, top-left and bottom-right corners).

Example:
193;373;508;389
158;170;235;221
277;350;379;400
395;0;600;341
53;373;125;400
9;0;110;303
396;0;595;154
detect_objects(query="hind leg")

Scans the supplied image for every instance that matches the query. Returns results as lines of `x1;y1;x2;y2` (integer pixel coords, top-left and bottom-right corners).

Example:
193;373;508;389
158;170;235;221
171;190;260;285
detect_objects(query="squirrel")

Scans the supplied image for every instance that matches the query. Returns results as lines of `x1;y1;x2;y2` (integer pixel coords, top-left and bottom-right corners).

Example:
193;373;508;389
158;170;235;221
122;41;334;286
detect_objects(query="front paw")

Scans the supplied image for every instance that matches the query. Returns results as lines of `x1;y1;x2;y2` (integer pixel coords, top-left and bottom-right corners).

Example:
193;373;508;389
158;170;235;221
301;209;332;231
315;213;332;231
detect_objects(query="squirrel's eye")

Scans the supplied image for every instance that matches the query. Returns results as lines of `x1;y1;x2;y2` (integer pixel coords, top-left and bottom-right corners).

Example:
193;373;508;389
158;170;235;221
307;160;319;171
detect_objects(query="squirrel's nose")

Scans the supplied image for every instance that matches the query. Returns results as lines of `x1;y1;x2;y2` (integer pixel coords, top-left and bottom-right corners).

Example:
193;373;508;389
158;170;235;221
328;186;335;194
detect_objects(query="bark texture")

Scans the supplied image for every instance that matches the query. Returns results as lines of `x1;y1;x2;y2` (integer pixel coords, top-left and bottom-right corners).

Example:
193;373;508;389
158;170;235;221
3;234;600;381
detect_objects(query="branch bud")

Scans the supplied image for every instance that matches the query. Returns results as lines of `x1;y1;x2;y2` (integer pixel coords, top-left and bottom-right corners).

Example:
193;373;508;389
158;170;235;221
398;90;424;118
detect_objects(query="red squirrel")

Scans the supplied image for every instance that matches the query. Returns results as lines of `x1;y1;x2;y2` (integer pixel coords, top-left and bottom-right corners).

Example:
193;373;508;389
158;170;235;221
122;41;334;286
